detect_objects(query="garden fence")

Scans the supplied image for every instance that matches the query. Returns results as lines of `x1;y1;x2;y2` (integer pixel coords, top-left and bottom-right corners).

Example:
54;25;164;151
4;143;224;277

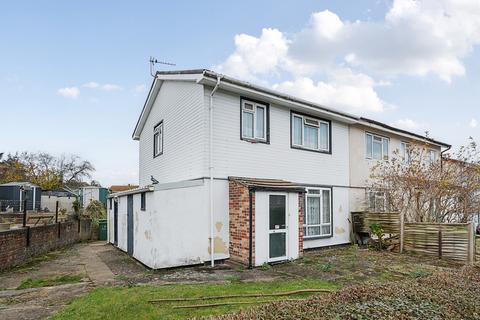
351;211;476;264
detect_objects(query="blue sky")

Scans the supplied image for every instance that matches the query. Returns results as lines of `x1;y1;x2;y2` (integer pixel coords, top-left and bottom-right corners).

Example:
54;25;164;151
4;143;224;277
1;1;479;186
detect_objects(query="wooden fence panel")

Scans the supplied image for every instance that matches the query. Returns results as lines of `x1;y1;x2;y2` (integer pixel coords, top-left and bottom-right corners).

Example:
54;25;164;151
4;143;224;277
352;211;475;263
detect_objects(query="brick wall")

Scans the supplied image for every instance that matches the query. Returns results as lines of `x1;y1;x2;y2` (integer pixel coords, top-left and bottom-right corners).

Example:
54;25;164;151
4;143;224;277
298;192;304;257
229;181;254;265
0;219;92;271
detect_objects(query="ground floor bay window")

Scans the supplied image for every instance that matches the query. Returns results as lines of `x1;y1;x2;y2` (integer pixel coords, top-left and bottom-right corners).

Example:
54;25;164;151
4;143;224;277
303;188;332;238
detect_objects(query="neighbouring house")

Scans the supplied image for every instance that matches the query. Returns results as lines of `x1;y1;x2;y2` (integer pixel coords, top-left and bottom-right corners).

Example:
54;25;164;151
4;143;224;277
41;189;77;213
0;182;42;212
109;185;139;193
80;186;108;209
107;69;450;269
348;119;450;213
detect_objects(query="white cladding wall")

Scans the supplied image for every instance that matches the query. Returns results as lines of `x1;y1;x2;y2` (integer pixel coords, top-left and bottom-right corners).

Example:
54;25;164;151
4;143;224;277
107;180;229;269
138;81;206;186
82;187;100;208
348;124;442;212
255;192;299;266
207;88;350;186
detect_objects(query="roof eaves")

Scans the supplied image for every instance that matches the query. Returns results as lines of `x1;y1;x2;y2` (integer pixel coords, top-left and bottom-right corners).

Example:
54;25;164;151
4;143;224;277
359;117;451;148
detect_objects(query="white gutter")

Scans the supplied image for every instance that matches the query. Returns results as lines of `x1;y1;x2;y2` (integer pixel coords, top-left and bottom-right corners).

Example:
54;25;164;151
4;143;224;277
209;74;222;267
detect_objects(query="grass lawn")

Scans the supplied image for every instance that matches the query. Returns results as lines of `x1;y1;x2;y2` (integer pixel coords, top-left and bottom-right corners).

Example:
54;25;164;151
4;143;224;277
52;279;336;320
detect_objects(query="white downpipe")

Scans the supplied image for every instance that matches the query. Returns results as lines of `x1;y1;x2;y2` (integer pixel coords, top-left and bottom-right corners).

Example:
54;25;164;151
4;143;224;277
209;75;222;267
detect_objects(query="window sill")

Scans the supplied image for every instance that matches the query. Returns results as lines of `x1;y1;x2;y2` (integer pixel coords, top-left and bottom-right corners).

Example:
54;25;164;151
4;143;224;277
303;234;333;240
241;137;269;144
291;145;331;154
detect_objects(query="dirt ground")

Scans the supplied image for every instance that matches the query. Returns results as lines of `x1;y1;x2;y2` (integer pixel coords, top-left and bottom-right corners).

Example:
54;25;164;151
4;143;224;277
0;242;462;320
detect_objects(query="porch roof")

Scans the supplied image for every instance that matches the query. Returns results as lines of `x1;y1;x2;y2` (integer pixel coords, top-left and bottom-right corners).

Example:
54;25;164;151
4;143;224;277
228;177;306;193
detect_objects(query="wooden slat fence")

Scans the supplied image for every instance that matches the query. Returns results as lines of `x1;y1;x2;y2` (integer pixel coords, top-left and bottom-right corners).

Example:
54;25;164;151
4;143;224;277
352;212;476;264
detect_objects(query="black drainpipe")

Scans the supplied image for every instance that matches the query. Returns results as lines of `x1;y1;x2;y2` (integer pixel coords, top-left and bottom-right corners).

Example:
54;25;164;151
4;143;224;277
248;188;253;269
440;145;451;172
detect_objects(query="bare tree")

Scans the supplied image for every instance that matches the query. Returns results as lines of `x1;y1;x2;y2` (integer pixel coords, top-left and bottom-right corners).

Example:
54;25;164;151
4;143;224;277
0;152;95;189
369;138;480;223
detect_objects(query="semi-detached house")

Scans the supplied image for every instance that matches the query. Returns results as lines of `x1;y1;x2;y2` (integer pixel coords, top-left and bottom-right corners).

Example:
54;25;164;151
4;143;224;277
107;69;450;269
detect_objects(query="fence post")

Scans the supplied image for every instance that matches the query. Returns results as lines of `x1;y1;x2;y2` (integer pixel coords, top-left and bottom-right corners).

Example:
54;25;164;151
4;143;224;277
55;201;59;223
399;212;404;253
438;230;442;259
468;222;475;264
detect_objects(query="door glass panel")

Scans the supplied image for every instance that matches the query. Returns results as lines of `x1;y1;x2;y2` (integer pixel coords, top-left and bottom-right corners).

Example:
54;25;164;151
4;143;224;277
269;195;286;230
269;233;286;258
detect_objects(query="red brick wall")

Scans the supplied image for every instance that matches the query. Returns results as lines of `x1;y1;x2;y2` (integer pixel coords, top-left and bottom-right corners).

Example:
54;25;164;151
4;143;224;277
229;181;254;265
298;192;304;256
0;219;92;271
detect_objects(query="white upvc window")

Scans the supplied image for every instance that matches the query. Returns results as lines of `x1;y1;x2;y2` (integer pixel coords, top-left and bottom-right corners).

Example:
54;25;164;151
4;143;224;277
303;188;332;238
153;121;163;157
368;190;387;212
366;133;389;160
292;113;330;152
400;142;411;164
241;100;267;141
427;149;437;165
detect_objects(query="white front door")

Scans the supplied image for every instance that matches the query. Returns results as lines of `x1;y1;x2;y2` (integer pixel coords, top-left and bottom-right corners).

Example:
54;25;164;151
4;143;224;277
268;193;288;262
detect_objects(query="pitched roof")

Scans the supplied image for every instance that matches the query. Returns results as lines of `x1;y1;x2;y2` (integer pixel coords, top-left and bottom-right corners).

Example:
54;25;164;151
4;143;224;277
109;185;139;192
133;69;450;148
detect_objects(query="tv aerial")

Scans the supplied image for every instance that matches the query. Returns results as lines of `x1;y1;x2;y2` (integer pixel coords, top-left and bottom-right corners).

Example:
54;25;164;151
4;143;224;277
150;56;176;77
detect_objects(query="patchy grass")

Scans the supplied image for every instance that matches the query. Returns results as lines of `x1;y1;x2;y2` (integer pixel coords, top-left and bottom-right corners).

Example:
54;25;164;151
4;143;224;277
51;279;336;320
272;245;453;286
17;274;83;289
1;248;71;274
212;265;480;320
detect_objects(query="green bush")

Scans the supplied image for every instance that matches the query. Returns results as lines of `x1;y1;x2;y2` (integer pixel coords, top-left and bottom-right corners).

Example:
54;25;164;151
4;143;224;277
83;200;106;226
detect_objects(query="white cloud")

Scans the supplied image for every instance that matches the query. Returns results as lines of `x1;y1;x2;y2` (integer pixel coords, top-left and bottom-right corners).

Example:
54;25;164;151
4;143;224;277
82;82;122;91
214;28;289;81
57;87;80;99
101;84;122;91
213;0;480;114
391;118;428;133
273;68;385;113
134;84;147;94
469;118;478;128
82;82;99;89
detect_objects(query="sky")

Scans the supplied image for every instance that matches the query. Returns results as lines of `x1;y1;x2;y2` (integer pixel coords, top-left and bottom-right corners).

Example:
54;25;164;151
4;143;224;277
1;0;479;186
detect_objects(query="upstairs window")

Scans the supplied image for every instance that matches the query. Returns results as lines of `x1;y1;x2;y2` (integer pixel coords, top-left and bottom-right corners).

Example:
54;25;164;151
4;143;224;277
241;99;268;142
153;121;163;157
427;149;437;165
303;188;332;238
366;133;389;160
292;113;330;152
400;142;411;164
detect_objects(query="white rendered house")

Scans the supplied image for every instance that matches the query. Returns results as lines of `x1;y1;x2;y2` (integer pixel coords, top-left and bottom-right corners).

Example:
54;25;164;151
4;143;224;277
107;69;449;269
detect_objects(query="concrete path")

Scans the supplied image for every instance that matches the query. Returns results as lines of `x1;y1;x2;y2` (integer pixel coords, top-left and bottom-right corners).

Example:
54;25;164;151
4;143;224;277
0;241;115;320
79;242;114;286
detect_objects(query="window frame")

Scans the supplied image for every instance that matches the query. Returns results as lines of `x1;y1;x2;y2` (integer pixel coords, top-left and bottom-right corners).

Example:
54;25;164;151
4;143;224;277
367;190;388;212
400;141;411;164
290;111;331;154
240;97;269;144
109;198;112;210
140;192;146;211
427;149;437;165
153;121;164;158
365;132;389;160
303;187;333;239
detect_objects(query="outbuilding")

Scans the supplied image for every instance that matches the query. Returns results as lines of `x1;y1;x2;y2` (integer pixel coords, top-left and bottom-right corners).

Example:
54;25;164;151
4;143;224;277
0;182;41;212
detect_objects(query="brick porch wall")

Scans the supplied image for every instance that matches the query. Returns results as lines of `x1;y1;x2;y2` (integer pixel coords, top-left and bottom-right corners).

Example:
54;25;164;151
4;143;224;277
229;181;254;265
298;192;304;256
